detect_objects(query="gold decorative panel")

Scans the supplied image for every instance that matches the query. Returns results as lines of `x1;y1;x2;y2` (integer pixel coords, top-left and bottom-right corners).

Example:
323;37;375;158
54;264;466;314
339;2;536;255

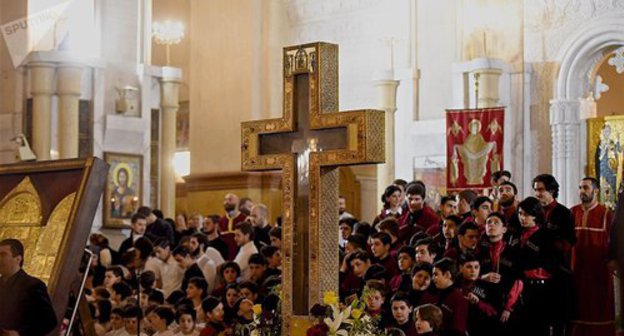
27;193;76;288
0;177;76;291
0;177;42;226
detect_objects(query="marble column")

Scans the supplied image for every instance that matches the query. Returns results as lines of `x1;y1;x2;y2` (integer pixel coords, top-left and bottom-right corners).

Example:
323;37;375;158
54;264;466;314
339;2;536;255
549;99;581;206
56;64;83;159
373;70;399;196
159;74;181;218
473;66;502;108
29;62;55;160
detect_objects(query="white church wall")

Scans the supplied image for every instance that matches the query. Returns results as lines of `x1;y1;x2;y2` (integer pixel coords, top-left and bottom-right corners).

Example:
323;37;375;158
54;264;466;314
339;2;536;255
95;0;154;245
283;0;409;111
416;0;460;121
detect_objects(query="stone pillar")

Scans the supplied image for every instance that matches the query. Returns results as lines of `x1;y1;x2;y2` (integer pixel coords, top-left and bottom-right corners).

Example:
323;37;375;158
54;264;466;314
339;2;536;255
159;75;180;218
473;65;502;108
549;99;581;206
29;62;55;160
56;64;83;159
373;70;399;196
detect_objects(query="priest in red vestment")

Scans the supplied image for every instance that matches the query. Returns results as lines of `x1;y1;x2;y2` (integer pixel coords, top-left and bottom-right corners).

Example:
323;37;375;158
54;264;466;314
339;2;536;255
570;177;616;336
218;193;247;260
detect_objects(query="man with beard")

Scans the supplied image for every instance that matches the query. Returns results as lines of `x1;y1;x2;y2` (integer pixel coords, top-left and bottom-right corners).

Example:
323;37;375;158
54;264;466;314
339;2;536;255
246;204;272;250
570;177;617;336
218;193;247;260
219;193;247;233
202;214;229;260
532;174;576;336
490;170;511;207
497;181;520;236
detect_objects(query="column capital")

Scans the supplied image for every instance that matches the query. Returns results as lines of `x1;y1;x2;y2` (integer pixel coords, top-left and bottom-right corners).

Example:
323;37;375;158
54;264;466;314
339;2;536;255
26;61;56;69
23;51;105;68
549;99;580;125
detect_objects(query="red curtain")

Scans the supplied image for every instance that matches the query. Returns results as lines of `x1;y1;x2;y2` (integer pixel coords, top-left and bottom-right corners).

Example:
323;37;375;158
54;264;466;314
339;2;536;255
446;107;505;192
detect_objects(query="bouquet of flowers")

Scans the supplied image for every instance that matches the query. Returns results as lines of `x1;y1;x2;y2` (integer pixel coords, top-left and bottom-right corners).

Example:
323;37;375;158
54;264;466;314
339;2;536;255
307;291;385;336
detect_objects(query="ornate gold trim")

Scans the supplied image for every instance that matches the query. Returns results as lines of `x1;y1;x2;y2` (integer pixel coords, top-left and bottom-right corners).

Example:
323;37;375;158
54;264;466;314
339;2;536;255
240;42;385;334
0;177;43;227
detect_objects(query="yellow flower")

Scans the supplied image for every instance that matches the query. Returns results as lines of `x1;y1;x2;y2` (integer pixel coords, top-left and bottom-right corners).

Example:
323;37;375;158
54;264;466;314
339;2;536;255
351;308;363;320
323;291;338;306
252;304;262;315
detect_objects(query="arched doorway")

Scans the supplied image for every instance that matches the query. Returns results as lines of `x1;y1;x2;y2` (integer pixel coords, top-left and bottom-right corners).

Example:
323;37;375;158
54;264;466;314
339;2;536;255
550;14;624;206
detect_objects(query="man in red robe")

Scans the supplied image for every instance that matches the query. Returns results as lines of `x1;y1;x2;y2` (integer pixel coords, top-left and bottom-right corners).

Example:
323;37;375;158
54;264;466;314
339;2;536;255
570;177;617;336
218;193;247;260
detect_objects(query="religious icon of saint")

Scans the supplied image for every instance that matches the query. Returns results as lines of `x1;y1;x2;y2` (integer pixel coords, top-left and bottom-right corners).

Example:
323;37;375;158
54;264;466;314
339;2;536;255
450;119;499;185
596;123;621;209
110;164;137;218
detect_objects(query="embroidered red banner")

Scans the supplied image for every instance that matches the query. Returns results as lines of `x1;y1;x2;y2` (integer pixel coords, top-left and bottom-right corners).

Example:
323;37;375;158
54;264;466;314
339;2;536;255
446;107;505;192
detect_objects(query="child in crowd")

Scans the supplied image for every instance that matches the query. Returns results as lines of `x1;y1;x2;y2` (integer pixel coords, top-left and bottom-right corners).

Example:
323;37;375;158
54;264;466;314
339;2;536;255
104;307;126;336
174;306;199;336
121;305;147;336
147;306;176;336
200;297;225;336
390;245;416;291
430;258;468;336
409;262;433;307
222;283;240;326
386;293;418;336
211;261;240;298
414;304;443;336
186;277;208;321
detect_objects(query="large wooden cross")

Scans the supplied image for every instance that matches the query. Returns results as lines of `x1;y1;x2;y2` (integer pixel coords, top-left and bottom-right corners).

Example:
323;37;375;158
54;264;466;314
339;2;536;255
241;42;385;334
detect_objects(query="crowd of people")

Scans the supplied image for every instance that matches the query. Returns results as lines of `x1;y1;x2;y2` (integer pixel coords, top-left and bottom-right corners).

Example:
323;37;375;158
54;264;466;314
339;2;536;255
81;171;617;336
85;195;281;336
337;172;616;336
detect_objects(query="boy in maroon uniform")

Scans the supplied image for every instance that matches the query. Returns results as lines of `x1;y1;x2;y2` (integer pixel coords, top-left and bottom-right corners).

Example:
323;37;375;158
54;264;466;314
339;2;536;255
477;213;522;327
390;245;416;291
428;258;468;336
444;222;479;261
370;232;400;281
386;293;418;336
458;253;501;336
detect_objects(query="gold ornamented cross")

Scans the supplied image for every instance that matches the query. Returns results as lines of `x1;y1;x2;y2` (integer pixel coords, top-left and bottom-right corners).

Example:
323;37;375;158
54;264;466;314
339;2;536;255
241;42;385;334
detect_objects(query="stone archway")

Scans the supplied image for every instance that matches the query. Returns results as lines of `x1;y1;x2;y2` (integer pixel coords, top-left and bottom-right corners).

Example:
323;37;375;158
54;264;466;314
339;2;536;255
550;14;624;205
